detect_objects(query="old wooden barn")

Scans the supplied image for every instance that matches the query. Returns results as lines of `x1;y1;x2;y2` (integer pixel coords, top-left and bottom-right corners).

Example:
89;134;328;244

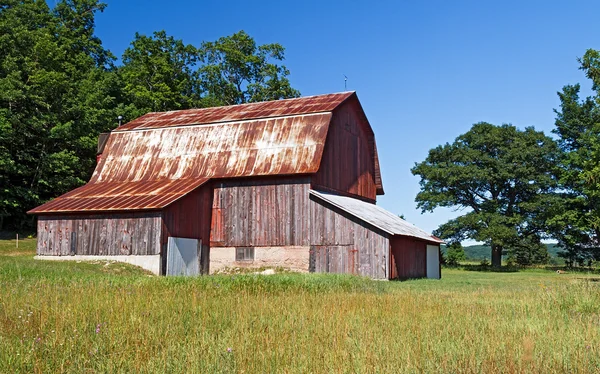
29;92;443;279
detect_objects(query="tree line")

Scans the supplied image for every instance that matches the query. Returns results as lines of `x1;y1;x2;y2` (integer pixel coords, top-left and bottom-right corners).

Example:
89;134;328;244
412;49;600;267
0;0;299;230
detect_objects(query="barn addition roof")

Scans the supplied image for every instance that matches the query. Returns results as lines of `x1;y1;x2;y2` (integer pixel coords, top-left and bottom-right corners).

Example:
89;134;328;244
309;190;444;244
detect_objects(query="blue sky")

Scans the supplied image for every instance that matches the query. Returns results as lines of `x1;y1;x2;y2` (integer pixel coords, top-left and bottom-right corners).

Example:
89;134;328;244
90;0;599;238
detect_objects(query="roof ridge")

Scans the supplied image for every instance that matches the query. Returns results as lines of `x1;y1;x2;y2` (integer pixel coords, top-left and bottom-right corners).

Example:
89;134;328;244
117;91;355;131
146;91;357;116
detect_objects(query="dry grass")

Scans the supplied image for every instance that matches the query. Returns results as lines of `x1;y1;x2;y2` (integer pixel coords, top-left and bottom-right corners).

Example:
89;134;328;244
1;239;599;373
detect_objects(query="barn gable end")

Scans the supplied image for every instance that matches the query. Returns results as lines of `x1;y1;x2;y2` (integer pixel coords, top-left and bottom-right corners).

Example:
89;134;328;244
312;97;381;201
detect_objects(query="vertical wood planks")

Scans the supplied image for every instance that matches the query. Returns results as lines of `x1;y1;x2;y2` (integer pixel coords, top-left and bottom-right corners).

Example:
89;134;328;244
211;177;311;248
309;196;388;279
36;212;162;256
389;236;428;279
312;99;378;201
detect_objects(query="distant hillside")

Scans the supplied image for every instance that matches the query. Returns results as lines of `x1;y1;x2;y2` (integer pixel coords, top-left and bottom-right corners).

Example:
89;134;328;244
442;243;563;261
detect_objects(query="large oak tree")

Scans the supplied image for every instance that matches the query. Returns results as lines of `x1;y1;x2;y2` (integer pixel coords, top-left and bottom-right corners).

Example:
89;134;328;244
412;123;560;267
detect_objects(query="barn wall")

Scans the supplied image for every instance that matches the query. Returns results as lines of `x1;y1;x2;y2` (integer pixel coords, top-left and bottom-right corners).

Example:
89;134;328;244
36;212;162;256
161;184;213;274
209;246;310;274
210;177;311;247
312;100;377;202
309;196;388;279
389;236;428;279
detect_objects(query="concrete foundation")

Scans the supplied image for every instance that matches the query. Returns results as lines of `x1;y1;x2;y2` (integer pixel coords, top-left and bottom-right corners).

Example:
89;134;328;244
34;255;161;275
209;246;310;274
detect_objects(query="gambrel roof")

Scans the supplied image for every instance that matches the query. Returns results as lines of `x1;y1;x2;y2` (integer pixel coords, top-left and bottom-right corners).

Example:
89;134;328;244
29;92;383;214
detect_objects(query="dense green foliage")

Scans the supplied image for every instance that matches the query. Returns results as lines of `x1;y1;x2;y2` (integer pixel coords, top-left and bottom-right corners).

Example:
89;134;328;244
121;30;203;115
0;0;121;229
198;31;300;106
412;123;560;267
442;242;465;266
0;1;298;230
546;49;600;265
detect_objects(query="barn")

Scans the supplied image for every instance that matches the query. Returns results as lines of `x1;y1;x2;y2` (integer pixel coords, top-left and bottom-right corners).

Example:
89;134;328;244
28;92;443;279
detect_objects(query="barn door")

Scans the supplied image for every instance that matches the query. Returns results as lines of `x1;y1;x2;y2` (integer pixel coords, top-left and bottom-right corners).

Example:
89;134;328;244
166;237;200;276
426;245;441;279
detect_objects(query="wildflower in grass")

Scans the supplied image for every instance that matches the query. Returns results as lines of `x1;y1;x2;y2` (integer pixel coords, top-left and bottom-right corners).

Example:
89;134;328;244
96;323;102;334
227;347;232;353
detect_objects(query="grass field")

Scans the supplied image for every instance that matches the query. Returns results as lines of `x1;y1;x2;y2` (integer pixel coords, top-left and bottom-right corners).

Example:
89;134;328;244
1;239;599;373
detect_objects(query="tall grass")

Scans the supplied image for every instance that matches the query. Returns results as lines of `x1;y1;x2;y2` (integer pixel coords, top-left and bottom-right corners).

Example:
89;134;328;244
1;239;599;373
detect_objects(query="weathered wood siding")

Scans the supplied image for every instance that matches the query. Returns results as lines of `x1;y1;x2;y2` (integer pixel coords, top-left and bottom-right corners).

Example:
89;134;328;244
312;100;378;201
309;195;388;279
162;184;213;274
210;177;311;247
389;236;427;279
36;212;162;256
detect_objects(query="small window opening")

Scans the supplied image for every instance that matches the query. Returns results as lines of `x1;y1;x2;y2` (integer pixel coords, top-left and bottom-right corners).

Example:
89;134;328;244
235;247;255;262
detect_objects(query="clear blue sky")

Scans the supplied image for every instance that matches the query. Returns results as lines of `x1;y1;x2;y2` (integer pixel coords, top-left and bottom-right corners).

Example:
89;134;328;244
90;0;599;237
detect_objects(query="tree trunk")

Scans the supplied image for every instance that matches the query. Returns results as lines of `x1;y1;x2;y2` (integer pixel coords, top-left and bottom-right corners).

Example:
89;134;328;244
491;245;502;267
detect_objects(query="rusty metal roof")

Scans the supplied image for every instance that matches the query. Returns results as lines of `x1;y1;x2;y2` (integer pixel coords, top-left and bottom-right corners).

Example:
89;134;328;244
30;91;386;214
92;113;331;183
28;178;208;214
30;112;331;213
117;92;354;131
310;190;444;244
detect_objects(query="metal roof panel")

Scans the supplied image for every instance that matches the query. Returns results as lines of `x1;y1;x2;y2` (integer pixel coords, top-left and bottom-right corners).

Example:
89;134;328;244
28;178;209;214
117;92;354;131
309;190;443;244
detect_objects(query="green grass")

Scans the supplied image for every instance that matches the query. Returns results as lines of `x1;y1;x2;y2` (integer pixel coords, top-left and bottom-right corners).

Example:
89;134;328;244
1;240;600;373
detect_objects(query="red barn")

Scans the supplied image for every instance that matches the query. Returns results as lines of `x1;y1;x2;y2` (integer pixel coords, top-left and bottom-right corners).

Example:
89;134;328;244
29;92;442;279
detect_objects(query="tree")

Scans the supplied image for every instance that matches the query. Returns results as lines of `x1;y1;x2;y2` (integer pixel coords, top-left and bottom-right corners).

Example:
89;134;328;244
0;0;121;229
120;30;202;115
0;5;301;230
444;242;465;266
198;30;299;106
412;123;559;267
505;237;549;266
547;49;600;265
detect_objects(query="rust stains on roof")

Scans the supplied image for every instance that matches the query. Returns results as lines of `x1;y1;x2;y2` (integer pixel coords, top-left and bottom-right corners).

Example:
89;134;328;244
28;178;208;214
117;91;354;131
93;113;332;183
31;112;331;213
30;91;385;214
